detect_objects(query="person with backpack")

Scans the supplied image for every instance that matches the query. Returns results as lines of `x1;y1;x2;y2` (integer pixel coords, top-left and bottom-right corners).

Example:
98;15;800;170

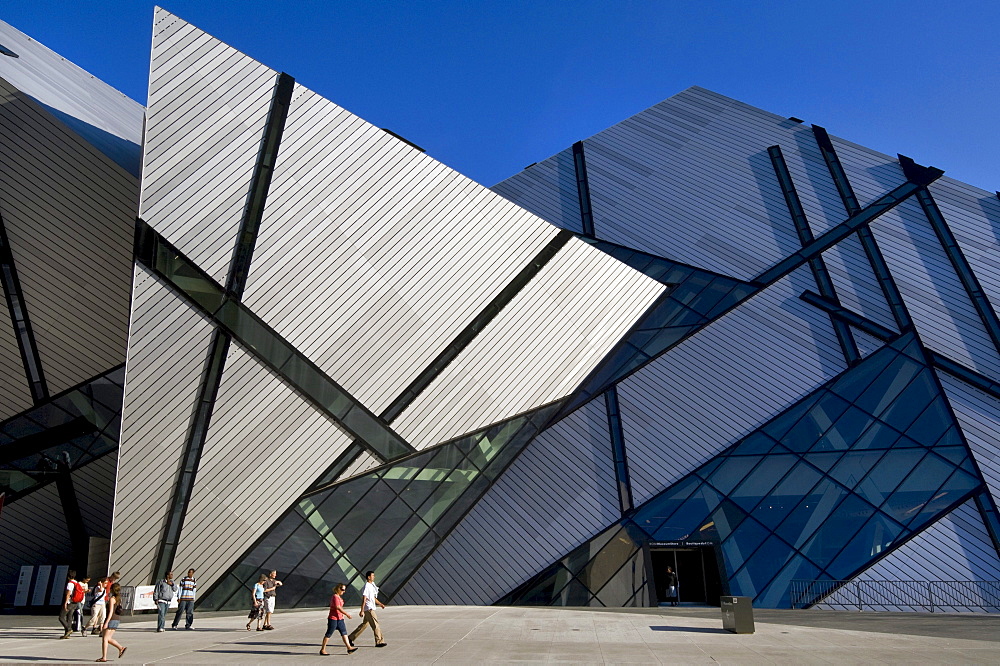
84;576;108;636
59;570;86;639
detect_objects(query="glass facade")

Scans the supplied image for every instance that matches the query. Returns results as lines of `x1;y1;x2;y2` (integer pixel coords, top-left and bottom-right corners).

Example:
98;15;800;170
0;365;123;499
199;401;563;610
505;333;986;608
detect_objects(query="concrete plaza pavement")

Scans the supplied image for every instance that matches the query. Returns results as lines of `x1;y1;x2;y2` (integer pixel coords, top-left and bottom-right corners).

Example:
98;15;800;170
1;604;1000;664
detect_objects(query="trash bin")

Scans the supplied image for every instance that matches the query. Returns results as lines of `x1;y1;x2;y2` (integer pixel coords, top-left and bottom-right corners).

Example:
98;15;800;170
720;595;754;634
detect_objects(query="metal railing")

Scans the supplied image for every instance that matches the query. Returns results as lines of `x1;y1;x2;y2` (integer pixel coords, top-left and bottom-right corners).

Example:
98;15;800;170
790;579;1000;612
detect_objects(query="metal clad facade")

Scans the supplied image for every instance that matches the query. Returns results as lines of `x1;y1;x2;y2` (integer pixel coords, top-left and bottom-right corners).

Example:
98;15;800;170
0;284;31;419
397;396;619;604
110;267;215;584
0;77;138;395
393;239;664;449
939;373;1000;509
243;83;562;413
618;268;845;505
0;19;144;176
489;148;582;232
872;198;1000;380
172;343;352;592
140;8;277;283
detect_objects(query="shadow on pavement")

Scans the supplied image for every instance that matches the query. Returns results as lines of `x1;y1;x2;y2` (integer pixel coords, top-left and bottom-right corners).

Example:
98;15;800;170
650;626;729;634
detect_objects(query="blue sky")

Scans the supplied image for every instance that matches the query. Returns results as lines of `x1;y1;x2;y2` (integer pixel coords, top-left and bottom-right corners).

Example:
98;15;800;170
3;1;997;191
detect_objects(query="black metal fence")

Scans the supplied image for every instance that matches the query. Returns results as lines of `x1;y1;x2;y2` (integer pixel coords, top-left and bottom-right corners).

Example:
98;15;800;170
790;579;1000;612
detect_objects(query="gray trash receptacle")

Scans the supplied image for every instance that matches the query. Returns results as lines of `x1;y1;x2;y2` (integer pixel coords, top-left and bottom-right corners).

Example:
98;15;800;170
720;595;754;634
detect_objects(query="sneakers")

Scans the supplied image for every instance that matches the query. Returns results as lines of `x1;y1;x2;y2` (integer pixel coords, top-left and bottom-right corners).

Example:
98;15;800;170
156;628;165;632
375;643;388;648
60;632;71;639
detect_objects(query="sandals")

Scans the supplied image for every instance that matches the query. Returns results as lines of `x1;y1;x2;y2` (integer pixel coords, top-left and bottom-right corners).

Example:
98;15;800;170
118;646;127;659
96;660;108;663
246;623;252;631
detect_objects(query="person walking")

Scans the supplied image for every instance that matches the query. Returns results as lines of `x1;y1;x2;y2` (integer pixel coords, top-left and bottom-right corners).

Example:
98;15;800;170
261;569;282;630
171;569;196;630
247;574;267;631
96;583;126;662
75;577;92;636
320;584;357;655
665;566;679;607
84;577;108;636
59;569;86;639
153;571;177;632
347;571;387;648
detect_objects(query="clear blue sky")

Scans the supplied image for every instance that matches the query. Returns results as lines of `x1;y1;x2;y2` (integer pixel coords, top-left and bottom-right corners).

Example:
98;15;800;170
3;1;997;191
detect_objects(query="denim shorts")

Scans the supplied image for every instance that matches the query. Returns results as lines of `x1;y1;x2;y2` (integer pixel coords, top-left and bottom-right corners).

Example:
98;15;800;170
324;618;347;637
107;620;120;630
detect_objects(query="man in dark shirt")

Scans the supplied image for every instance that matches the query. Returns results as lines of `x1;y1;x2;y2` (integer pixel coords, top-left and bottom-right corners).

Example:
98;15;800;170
262;570;282;630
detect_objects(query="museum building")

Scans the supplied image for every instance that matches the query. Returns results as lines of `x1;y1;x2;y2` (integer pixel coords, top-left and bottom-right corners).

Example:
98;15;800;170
2;9;1000;613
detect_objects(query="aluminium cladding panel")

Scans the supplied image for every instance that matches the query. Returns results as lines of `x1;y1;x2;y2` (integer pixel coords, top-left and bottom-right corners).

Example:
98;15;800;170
939;373;1000;511
0;480;71;583
392;238;665;450
489;147;585;232
0;283;31;420
855;500;1000;583
396;395;620;605
139;8;277;283
820;233;898;332
927;178;1000;319
871;197;1000;381
576;86;844;280
171;342;353;593
110;265;215;586
617;267;846;506
0;77;138;395
242;82;564;414
827;135;906;210
0;19;144;176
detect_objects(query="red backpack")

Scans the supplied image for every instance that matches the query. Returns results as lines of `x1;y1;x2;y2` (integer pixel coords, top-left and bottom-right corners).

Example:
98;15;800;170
70;581;85;603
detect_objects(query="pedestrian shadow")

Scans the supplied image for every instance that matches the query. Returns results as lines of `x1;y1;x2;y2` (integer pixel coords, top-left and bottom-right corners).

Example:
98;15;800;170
650;626;729;634
0;656;70;662
199;648;303;655
239;642;315;646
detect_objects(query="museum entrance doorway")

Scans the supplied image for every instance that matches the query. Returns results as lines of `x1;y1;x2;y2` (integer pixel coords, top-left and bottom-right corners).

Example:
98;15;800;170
650;546;723;606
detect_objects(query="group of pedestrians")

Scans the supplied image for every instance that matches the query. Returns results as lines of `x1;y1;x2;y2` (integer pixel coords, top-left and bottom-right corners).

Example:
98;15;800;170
152;569;197;631
58;570;126;662
246;570;282;631
319;570;388;656
58;566;393;659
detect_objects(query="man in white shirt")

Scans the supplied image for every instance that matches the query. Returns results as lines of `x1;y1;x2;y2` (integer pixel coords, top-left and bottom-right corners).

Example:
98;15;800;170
347;571;387;648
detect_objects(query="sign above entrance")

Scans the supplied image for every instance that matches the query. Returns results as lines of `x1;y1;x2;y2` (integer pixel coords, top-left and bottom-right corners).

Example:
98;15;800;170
649;541;716;548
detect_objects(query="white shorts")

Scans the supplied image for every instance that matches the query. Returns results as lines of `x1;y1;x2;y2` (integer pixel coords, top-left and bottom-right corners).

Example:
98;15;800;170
265;597;276;613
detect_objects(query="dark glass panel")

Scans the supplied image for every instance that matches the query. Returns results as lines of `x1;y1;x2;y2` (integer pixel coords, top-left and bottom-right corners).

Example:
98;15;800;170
757;555;823;608
755;464;823;531
513;565;575;605
685;278;743;315
341;406;409;459
853;355;923;418
878;373;938;434
930;446;971;466
901;398;951;448
880;453;955;526
698;499;749;542
216;302;293;370
733;431;780;455
460;418;525;470
825;511;907;579
850;420;903;451
579;527;639;593
592;551;646;606
720;515;772;577
774;477;850;549
828;347;898;403
345;496;416;569
367;515;431;579
703;455;763;494
782;395;852;453
827;450;890;492
798;493;878;569
860;447;927;507
650;484;722;541
279;355;352;419
764;392;826;442
731;535;795;600
811;407;875;452
904;467;982;533
803;451;846;474
637;474;700;534
729;454;797;514
554;578;592;605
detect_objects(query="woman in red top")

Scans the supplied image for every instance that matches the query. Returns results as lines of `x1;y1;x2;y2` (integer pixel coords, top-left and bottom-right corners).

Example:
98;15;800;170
320;584;356;655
